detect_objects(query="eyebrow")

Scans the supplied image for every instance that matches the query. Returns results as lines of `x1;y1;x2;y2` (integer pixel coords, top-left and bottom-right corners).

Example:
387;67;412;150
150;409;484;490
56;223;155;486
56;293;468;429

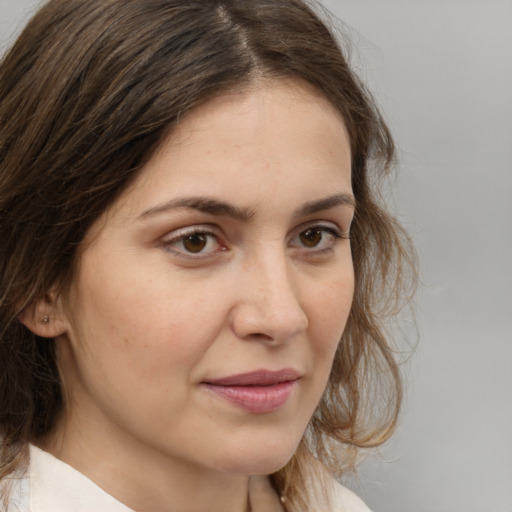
139;197;255;222
138;192;355;222
296;192;355;216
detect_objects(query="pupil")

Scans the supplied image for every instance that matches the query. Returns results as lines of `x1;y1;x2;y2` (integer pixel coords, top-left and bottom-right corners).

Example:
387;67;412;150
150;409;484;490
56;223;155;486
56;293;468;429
301;229;321;247
183;234;207;253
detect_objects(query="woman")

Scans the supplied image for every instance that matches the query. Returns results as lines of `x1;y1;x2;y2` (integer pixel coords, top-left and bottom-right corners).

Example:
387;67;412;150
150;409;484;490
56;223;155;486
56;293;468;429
0;0;416;510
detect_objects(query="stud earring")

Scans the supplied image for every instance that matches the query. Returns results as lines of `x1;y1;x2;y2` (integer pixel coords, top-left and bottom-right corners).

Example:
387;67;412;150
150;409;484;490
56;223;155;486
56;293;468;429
42;316;49;325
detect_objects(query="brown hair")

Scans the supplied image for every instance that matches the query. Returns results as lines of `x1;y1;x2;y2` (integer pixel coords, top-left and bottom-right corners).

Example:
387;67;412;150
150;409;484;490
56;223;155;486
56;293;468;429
0;0;416;509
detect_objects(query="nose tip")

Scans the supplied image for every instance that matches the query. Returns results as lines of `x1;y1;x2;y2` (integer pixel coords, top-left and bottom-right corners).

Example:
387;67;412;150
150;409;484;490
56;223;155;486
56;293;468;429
230;265;309;344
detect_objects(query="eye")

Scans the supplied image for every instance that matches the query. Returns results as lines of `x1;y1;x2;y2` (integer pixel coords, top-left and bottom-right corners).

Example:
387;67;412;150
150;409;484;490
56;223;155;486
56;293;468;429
162;227;224;258
299;228;324;248
181;233;210;253
290;224;348;252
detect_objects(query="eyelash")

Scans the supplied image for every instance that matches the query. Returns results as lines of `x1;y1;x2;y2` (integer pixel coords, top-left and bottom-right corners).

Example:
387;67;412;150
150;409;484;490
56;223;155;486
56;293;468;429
162;224;349;259
294;226;348;252
162;227;225;258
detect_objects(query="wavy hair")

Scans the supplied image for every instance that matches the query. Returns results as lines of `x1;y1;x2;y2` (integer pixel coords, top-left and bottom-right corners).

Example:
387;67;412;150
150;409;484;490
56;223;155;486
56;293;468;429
0;0;417;509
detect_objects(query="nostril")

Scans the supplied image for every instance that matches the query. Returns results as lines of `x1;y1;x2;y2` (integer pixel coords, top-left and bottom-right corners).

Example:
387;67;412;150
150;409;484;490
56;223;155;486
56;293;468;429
247;332;274;342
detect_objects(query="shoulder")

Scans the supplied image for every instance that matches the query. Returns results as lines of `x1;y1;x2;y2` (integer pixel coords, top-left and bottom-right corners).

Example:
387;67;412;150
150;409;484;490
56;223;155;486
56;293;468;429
327;478;372;512
303;459;372;512
0;472;29;512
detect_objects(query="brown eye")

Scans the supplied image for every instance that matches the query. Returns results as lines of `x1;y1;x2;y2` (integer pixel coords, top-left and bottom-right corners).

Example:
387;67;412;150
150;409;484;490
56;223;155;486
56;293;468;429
164;229;224;258
291;225;345;253
299;228;323;247
182;233;208;253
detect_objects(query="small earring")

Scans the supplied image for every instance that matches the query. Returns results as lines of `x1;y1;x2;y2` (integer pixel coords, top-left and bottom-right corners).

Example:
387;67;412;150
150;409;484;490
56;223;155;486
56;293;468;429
42;316;49;325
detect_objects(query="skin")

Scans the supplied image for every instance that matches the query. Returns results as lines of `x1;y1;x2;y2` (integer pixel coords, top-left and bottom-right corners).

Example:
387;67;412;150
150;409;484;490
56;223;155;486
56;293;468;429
28;79;355;512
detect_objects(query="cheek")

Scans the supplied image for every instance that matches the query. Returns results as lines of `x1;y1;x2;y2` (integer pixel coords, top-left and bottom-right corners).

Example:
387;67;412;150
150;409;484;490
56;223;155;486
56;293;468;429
307;270;354;365
312;265;354;328
66;260;226;381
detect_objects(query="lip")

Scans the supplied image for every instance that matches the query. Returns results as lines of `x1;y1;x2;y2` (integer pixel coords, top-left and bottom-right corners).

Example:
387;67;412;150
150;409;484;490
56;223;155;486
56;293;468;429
202;369;300;413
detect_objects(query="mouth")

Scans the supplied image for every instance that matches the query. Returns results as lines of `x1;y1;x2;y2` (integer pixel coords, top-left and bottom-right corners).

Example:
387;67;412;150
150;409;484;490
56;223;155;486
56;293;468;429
202;369;300;413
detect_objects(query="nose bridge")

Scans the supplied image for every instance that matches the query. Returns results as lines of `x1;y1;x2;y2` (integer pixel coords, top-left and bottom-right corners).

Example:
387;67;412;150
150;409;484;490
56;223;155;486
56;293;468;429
233;242;308;342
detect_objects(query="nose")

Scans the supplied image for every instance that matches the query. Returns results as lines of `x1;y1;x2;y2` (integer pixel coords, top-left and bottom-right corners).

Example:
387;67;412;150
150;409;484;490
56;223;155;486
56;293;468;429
230;249;309;344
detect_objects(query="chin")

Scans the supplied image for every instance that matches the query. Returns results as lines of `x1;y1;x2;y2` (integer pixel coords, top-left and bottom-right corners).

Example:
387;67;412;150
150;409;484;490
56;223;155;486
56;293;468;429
214;435;300;476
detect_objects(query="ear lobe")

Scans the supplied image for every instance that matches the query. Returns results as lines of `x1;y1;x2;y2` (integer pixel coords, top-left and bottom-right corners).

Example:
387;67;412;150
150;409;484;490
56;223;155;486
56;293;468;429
18;293;68;338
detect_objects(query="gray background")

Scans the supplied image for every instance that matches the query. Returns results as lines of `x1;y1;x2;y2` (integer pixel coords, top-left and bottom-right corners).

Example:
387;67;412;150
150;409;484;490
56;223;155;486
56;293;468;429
1;1;511;511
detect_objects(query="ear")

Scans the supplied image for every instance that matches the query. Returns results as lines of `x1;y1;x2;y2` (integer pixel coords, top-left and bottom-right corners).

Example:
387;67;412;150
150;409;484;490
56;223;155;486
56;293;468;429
18;291;68;339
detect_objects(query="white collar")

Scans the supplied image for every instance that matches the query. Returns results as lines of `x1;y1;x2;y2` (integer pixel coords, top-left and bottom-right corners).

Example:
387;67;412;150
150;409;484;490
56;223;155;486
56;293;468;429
29;445;133;511
28;445;285;512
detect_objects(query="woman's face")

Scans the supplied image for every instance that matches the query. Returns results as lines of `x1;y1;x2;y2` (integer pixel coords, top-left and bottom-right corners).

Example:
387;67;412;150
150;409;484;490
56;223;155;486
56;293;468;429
54;79;354;478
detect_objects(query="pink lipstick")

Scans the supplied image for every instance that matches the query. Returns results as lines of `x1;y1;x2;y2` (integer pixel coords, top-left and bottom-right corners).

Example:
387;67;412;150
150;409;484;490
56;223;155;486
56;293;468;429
202;369;299;413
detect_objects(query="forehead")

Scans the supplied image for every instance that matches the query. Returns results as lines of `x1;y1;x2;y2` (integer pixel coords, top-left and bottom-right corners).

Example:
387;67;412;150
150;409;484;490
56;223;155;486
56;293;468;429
166;78;348;155
101;78;352;225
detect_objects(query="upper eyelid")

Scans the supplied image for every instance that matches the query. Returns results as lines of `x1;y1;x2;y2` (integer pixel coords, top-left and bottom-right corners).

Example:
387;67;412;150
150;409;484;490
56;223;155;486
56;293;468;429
161;224;222;244
162;224;220;240
290;220;347;236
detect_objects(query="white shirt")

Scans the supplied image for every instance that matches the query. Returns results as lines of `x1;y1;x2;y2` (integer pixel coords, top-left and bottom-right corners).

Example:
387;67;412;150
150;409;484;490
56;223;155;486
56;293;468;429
1;445;371;511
